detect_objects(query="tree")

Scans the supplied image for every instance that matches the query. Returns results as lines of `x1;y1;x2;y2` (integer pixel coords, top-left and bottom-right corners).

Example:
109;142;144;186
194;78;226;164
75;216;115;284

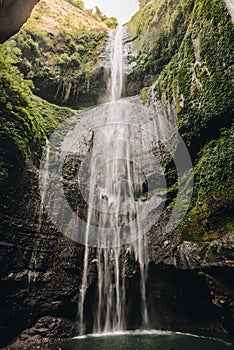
65;0;85;10
104;17;118;29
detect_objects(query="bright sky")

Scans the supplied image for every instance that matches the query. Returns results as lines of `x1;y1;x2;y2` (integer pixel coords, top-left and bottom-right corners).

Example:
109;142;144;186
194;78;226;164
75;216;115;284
84;0;139;24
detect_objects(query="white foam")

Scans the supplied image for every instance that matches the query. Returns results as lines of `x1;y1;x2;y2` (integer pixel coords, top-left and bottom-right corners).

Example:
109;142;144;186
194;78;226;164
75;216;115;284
73;329;233;346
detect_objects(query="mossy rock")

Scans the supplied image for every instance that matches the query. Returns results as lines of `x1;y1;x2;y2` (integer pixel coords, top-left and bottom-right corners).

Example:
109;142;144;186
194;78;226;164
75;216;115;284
0;42;74;189
10;0;109;107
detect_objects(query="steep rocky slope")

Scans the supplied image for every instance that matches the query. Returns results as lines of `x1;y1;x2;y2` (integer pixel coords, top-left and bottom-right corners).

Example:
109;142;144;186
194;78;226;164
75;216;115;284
0;0;233;348
126;0;195;94
126;0;234;336
0;1;110;348
13;0;109;107
0;0;111;191
127;0;234;265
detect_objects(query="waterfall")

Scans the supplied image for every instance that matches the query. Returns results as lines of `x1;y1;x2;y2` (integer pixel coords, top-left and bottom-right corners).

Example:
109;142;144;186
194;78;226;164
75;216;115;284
109;27;124;101
78;27;149;335
39;24;193;337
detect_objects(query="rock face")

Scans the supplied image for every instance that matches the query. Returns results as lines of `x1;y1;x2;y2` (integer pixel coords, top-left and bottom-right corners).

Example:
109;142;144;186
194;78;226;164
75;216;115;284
0;166;83;348
10;0;108;107
5;317;77;350
0;1;108;347
126;0;234;337
0;0;40;43
0;0;234;348
146;264;234;336
127;0;234;260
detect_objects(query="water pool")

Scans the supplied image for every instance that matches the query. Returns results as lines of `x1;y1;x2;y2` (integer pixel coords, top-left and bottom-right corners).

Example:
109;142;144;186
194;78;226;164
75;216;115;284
55;330;233;350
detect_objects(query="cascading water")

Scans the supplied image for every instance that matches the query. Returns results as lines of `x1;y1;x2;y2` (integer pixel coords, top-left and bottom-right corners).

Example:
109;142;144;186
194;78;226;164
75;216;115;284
78;27;149;335
109;28;123;102
39;24;193;339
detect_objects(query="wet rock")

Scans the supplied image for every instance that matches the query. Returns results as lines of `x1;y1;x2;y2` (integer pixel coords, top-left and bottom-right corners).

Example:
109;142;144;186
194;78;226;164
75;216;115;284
174;241;202;269
0;167;83;348
146;264;233;337
5;316;77;350
203;235;234;268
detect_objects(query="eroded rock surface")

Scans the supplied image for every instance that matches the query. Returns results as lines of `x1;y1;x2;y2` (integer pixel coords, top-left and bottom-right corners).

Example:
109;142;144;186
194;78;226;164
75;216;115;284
0;0;39;43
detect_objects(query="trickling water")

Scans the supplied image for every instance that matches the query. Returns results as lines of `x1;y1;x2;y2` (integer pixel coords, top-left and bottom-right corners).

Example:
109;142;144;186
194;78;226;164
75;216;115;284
28;138;50;286
78;27;149;335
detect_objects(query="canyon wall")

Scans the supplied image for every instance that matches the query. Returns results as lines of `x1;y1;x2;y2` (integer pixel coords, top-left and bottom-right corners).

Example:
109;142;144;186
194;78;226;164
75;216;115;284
0;0;233;348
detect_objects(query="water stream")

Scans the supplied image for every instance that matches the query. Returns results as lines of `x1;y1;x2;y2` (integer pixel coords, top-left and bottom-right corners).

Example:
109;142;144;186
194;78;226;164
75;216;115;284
39;26;232;349
78;26;149;335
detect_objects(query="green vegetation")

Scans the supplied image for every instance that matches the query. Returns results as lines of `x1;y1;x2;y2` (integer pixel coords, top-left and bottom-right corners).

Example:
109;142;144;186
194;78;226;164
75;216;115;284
0;0;115;189
128;0;234;251
155;0;234;149
11;0;109;107
181;125;234;245
87;6;118;29
126;0;195;94
0;0;118;191
0;41;74;186
153;0;234;247
1;0;233;255
195;126;234;202
65;0;85;10
140;87;149;105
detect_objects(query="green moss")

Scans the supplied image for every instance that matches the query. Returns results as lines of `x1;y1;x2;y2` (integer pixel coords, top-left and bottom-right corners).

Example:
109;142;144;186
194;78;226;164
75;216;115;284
149;0;234;247
10;2;108;107
0;0;113;189
154;0;234;148
126;0;195;92
62;156;80;181
128;0;234;248
0;42;74;188
196;129;234;201
140;87;149;105
65;0;85;10
181;125;234;245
